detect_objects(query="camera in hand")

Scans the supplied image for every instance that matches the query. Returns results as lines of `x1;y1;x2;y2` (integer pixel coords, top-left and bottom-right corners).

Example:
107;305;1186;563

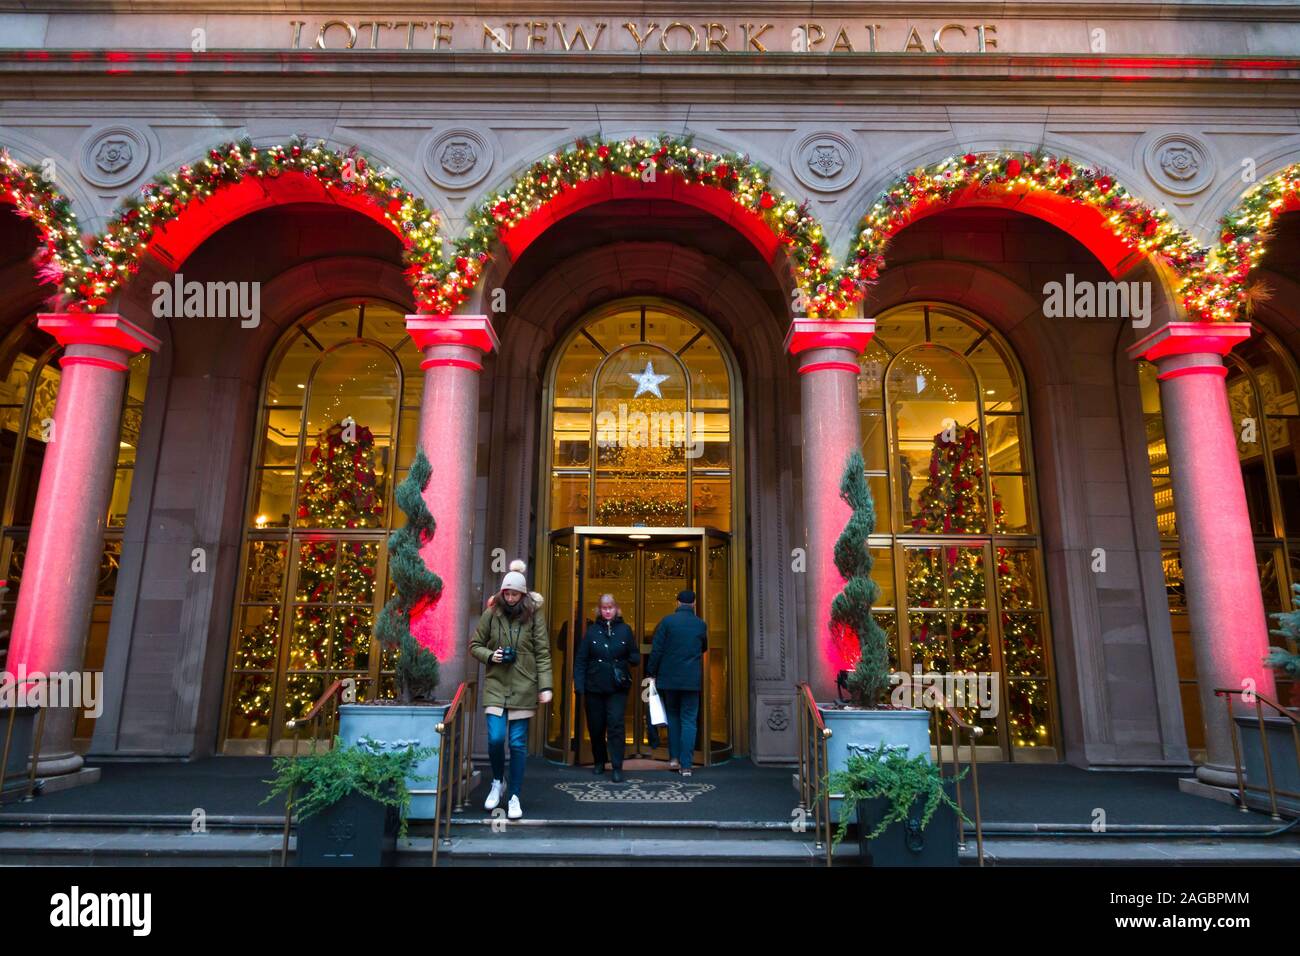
500;646;517;664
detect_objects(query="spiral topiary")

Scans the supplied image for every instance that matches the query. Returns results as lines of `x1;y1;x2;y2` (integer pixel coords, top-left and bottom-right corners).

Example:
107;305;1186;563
374;449;441;703
830;449;890;708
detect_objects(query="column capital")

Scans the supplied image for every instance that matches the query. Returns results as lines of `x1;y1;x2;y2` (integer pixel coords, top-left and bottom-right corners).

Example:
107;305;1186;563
784;318;876;357
37;313;161;355
1127;321;1252;364
405;314;500;355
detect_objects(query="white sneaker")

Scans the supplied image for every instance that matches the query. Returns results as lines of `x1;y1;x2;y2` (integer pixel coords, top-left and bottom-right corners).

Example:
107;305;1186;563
484;779;504;811
507;795;523;820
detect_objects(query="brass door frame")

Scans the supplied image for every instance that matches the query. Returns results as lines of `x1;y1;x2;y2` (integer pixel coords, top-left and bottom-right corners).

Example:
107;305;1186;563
542;526;732;766
535;297;749;759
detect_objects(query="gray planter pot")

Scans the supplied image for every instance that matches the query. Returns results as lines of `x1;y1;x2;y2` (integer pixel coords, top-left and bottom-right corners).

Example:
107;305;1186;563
1;706;37;796
1233;712;1300;816
818;707;932;815
338;703;448;820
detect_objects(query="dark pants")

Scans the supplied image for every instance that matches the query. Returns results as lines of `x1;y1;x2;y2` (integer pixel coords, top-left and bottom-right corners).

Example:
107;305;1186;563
584;690;628;768
659;689;700;769
485;713;529;799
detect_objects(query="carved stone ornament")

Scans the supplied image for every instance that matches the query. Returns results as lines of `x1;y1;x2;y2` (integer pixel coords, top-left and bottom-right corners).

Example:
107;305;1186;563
1143;133;1215;197
792;130;861;193
79;125;150;187
767;704;790;732
424;127;493;189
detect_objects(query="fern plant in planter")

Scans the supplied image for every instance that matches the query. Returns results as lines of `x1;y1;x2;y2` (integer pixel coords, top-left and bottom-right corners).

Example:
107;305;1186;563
265;736;436;866
825;744;968;866
337;449;450;819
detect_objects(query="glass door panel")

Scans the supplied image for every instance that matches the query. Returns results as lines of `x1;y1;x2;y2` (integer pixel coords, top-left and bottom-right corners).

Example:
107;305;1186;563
579;542;638;764
705;534;731;758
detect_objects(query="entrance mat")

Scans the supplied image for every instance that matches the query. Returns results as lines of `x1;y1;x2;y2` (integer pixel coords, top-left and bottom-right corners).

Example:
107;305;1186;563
458;757;796;823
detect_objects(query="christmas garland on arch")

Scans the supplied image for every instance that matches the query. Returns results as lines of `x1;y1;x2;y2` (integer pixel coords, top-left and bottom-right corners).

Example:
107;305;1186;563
73;136;443;311
0;148;94;298
836;151;1218;321
1201;161;1300;322
419;134;849;318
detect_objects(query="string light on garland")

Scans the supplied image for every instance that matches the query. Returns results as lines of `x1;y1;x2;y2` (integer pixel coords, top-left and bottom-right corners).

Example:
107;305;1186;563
1201;161;1300;321
75;136;442;312
422;134;849;318
0;148;92;299
840;151;1213;322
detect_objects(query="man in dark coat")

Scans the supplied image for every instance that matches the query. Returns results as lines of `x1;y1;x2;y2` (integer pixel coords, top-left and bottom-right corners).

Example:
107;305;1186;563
647;589;707;775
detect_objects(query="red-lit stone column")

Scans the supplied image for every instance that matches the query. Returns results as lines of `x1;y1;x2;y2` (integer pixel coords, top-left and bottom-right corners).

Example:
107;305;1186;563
786;318;875;703
8;314;159;778
1128;321;1276;786
406;314;498;688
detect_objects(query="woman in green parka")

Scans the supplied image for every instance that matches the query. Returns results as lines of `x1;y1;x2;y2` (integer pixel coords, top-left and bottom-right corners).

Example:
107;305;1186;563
469;559;552;820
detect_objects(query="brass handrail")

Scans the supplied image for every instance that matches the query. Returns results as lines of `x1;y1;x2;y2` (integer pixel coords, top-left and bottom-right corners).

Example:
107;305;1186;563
1;676;51;804
432;680;477;867
940;706;984;867
795;682;833;867
279;676;373;866
1214;687;1300;821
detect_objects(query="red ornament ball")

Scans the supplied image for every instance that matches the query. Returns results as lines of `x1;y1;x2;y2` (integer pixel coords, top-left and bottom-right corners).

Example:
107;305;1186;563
759;192;775;209
1005;159;1022;177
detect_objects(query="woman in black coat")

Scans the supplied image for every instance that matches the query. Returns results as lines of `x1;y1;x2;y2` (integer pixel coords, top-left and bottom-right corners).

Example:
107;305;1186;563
574;593;640;781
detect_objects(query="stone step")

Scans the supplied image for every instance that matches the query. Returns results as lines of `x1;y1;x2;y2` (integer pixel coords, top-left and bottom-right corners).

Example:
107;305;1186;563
2;825;1297;867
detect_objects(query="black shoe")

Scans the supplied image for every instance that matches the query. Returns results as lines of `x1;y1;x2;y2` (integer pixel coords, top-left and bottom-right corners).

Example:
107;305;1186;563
593;763;606;775
611;769;624;783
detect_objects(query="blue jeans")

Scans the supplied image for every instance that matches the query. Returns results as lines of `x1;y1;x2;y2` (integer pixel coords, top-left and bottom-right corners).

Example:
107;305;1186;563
659;690;700;770
486;713;529;800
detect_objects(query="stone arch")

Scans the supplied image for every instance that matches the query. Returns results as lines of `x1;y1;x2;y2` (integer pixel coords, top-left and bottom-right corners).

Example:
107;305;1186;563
478;239;801;760
841;150;1209;322
78;136;444;313
441;134;832;318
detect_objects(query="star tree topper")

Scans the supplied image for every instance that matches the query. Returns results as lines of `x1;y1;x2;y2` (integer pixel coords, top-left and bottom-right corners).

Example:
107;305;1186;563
629;359;670;398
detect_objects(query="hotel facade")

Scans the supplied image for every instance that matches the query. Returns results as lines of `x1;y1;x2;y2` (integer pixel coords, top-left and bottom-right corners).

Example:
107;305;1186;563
0;2;1298;789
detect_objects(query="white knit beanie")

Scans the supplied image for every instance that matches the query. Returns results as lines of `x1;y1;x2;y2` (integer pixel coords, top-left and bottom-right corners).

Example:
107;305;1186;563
500;559;528;594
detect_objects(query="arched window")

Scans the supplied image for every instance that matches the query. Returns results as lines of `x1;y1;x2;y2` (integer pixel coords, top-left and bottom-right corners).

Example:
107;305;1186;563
0;322;149;740
1139;329;1300;756
859;303;1056;759
222;300;423;754
546;300;734;531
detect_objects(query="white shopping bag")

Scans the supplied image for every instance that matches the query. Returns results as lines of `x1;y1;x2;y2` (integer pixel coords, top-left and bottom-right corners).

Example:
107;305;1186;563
645;678;668;727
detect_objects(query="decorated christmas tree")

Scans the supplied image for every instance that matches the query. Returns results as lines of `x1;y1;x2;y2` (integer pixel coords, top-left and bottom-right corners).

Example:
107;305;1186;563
830;449;890;707
374;450;441;703
297;419;384;529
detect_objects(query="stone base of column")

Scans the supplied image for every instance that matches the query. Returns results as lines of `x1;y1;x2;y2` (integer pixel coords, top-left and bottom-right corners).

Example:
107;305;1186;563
32;766;102;796
1177;774;1245;807
1192;762;1242;789
31;748;85;777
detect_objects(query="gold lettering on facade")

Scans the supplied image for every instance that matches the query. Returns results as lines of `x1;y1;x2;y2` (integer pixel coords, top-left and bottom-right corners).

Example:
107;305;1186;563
623;21;660;50
554;21;606;51
526;20;548;50
903;26;927;52
401;22;430;49
830;26;854;53
315;20;358;49
864;24;881;52
430;21;453;49
483;21;520;51
703;22;729;52
741;22;772;53
660;21;700;52
933;23;966;53
289;20;305;49
801;23;827;51
977;24;998;52
356;21;390;49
